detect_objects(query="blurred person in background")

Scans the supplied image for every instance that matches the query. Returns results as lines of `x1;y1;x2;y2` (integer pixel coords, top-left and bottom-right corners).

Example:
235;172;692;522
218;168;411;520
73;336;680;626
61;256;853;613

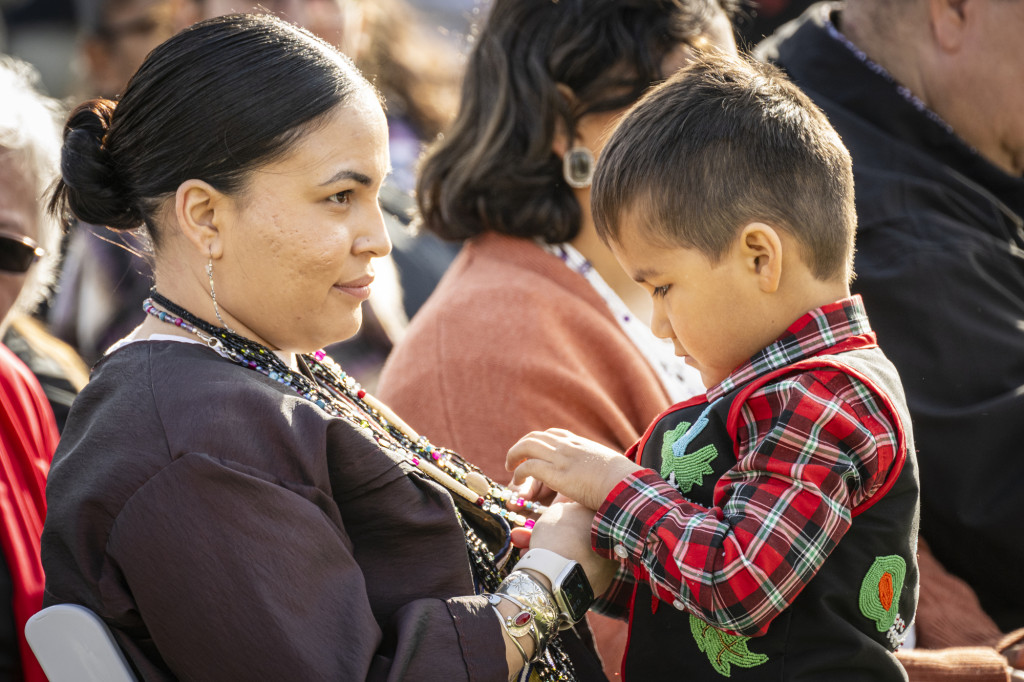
74;0;194;99
357;0;461;196
0;0;76;97
734;0;815;45
0;55;61;682
46;0;194;366
758;0;1024;678
0;49;87;432
377;0;737;675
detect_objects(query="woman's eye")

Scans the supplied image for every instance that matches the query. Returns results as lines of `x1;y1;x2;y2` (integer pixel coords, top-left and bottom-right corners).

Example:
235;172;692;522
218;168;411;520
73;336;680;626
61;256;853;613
328;190;352;205
652;284;671;298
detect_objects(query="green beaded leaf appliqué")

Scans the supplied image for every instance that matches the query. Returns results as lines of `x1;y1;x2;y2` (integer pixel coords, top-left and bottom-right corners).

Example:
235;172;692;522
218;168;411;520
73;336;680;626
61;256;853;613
660;421;718;493
859;555;906;632
690;615;769;677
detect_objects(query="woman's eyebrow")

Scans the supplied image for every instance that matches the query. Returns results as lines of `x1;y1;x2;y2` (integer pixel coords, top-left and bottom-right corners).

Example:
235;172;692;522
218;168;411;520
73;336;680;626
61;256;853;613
320;169;372;187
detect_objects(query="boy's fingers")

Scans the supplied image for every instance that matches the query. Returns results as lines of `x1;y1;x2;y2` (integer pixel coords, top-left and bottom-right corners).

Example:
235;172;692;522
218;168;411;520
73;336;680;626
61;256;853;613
505;445;529;473
505;441;523;472
505;434;556;472
511;459;555;488
511;462;531;486
505;476;544;508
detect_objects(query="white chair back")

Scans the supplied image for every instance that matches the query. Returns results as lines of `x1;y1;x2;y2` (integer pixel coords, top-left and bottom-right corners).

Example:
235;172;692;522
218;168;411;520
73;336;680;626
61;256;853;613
25;604;137;682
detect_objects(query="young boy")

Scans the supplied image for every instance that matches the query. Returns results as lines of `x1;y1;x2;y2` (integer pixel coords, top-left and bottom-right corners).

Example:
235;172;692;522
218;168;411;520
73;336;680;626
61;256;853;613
508;54;919;680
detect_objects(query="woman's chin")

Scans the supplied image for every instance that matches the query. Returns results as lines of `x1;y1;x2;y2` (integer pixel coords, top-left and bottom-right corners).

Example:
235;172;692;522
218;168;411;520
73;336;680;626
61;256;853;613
317;314;364;352
273;315;363;356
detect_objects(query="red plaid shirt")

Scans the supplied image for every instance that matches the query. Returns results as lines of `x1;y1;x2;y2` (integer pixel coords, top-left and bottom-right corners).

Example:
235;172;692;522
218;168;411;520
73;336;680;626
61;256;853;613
590;296;902;636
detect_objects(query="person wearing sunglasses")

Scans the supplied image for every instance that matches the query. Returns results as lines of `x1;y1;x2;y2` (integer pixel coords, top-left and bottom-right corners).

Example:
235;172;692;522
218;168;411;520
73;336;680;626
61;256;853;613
0;235;43;279
0;55;63;682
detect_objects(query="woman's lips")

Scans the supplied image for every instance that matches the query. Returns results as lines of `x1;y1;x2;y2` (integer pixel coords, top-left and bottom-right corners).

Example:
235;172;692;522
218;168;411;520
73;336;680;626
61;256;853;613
334;274;373;301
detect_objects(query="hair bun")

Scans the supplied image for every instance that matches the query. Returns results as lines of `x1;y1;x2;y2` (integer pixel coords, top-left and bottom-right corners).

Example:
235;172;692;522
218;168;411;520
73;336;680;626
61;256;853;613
57;99;143;230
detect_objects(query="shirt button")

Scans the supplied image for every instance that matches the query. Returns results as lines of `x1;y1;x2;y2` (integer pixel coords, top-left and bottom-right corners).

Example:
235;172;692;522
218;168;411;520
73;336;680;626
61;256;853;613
614;544;628;558
672;599;686;611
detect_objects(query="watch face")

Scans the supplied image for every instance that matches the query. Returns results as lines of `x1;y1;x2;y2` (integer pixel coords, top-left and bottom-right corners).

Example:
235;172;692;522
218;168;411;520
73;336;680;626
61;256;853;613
557;563;595;623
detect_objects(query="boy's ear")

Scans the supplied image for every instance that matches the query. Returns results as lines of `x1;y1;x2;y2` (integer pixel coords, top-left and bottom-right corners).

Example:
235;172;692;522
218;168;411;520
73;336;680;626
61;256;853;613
174;179;230;259
738;222;783;294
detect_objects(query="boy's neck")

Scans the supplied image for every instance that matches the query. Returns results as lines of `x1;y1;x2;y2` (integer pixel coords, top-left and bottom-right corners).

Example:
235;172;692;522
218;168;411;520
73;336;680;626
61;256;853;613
780;275;851;331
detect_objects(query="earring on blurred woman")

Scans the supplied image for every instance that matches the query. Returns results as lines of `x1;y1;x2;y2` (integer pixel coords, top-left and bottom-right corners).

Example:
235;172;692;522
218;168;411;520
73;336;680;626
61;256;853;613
206;251;233;331
562;146;594;188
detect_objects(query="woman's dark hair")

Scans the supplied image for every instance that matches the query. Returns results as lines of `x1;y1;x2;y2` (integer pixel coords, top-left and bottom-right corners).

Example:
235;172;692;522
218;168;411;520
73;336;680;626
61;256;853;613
49;13;373;243
417;0;736;243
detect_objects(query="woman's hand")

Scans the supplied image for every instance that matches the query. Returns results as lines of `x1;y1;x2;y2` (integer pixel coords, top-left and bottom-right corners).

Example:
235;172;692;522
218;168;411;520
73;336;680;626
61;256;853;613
524;502;619;597
506;428;642;511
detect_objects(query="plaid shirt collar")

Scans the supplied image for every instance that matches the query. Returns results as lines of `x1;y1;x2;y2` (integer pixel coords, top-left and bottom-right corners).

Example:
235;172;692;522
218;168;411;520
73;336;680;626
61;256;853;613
707;295;872;401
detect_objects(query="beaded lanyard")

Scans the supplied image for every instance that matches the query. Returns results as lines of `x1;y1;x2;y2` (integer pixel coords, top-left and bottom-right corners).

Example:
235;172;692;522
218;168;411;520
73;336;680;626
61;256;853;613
144;292;578;682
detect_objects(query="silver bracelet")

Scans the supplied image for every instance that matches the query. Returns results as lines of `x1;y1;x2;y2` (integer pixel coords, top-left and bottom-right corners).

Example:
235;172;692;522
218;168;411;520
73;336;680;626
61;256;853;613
495;571;560;662
488;592;543;658
489;593;535;638
489;602;530;669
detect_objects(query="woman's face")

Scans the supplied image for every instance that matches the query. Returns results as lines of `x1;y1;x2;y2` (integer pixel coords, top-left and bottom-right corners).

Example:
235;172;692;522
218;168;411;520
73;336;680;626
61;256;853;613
213;88;392;353
0;150;39;327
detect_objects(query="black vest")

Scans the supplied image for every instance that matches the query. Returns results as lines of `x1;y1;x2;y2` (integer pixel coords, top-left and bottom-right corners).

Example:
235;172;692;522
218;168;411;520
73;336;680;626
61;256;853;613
623;342;919;681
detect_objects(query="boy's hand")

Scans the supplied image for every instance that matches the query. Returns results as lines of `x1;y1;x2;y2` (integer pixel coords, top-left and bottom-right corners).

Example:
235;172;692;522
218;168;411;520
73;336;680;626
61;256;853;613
506;476;558;507
525;502;619;597
506;429;642;511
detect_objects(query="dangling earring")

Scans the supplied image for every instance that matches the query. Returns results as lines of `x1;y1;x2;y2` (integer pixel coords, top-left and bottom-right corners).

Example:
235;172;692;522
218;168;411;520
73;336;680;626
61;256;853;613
206;252;233;332
562;145;595;189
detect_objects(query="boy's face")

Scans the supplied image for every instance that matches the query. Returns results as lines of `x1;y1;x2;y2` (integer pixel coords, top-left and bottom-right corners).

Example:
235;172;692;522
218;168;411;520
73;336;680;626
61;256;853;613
609;217;777;389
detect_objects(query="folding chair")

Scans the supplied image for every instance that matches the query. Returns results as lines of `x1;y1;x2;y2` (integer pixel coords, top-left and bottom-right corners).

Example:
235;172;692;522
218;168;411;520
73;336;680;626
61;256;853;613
25;604;137;682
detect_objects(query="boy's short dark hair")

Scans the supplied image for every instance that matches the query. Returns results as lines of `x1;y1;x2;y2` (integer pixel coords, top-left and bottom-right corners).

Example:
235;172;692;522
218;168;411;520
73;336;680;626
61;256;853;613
592;53;856;282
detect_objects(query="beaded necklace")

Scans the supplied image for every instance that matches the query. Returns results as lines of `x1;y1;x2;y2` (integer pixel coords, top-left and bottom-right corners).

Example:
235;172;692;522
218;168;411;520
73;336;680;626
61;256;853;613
144;292;577;682
145;293;544;526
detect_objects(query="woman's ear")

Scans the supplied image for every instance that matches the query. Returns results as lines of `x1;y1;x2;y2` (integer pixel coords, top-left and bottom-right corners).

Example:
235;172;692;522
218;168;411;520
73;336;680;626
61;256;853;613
174;179;229;259
551;83;576;158
738;222;783;294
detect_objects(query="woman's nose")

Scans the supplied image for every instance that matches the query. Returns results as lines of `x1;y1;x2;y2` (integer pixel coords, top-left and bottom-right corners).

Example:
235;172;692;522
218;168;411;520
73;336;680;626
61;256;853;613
353;204;392;258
